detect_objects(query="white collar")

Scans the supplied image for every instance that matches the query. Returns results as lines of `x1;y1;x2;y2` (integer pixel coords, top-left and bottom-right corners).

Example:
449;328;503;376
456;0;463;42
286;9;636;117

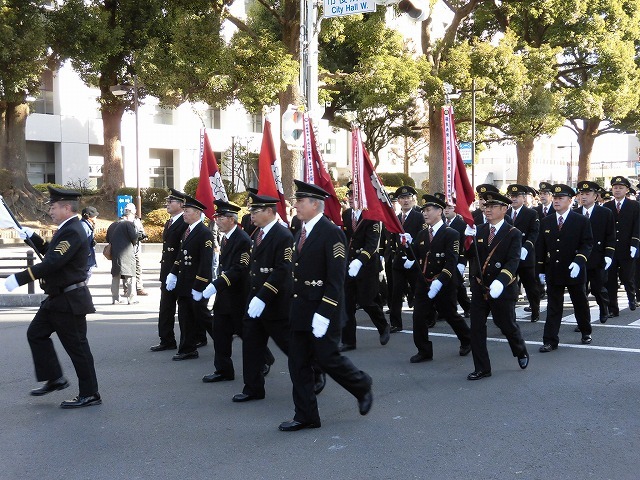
488;219;505;231
302;213;324;235
430;220;444;235
225;225;237;239
260;218;279;237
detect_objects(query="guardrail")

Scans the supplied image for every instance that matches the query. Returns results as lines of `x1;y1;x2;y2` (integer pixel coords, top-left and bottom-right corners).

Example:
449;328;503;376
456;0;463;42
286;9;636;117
0;250;37;293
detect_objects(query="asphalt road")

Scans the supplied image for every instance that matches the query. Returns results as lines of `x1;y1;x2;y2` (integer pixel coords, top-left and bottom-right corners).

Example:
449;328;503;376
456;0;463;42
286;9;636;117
1;247;639;480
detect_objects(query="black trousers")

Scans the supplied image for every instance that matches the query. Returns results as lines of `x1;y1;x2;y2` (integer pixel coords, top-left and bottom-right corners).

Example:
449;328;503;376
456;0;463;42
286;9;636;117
288;327;371;424
390;267;417;329
456;271;471;314
469;292;527;373
241;316;289;398
543;283;591;346
27;308;98;396
157;286;178;345
342;279;389;346
177;296;212;354
587;267;609;316
606;258;636;312
412;281;471;358
518;265;540;314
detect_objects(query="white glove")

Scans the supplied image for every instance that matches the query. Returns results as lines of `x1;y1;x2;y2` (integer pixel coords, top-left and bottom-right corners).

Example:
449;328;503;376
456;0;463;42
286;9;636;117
348;259;363;277
539;274;546;285
427;279;443;299
520;247;528;261
247;297;266;318
400;233;413;244
631;247;637;258
203;283;217;299
464;225;477;237
4;274;18;292
457;263;465;275
569;262;580;278
604;257;612;271
165;273;177;291
191;289;203;301
18;227;34;239
311;313;330;338
403;259;415;269
489;280;504;299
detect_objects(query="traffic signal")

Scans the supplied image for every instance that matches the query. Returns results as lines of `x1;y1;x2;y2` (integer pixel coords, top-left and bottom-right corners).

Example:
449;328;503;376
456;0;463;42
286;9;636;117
397;0;425;20
281;104;304;150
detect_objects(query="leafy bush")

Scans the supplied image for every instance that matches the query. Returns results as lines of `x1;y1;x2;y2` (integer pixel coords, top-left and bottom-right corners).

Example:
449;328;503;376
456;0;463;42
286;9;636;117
421;179;429;191
33;183;64;193
94;228;107;243
396;173;416;187
229;191;249;207
144;225;164;243
145;208;170;227
143;187;169;211
183;177;199;197
378;173;402;187
334;186;349;201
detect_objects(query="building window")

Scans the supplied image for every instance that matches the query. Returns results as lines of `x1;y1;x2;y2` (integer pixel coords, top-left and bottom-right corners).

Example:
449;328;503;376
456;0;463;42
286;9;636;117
325;139;336;154
26;141;56;184
32;69;54;115
202;108;221;129
88;144;104;189
250;113;263;133
153;105;173;125
148;148;174;188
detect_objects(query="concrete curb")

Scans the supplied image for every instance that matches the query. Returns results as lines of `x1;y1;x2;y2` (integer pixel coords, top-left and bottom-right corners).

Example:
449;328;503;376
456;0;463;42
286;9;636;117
0;294;47;307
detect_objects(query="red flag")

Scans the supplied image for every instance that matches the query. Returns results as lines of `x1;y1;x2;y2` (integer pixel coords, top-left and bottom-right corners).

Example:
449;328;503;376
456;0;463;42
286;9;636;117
196;130;228;220
352;128;404;234
257;119;289;225
301;114;343;226
442;106;475;246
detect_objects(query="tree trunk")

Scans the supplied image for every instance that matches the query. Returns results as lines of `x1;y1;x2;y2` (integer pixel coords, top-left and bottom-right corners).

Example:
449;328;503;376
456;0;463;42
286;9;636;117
576;118;599;182
0;102;46;220
428;104;444;192
515;136;534;186
100;102;126;197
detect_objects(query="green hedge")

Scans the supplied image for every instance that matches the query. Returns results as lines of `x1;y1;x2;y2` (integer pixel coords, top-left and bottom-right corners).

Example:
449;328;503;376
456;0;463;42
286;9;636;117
183;177;199;197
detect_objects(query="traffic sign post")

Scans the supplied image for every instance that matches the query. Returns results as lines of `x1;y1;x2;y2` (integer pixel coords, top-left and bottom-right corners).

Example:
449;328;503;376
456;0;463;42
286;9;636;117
323;0;376;18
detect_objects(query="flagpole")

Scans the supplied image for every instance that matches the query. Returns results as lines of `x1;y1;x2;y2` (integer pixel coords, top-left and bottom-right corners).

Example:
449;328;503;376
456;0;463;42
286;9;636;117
0;196;44;260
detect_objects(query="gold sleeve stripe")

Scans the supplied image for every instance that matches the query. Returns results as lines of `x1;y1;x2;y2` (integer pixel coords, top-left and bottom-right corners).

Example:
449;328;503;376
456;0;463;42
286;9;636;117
195;275;208;282
575;254;587;261
361;251;371;259
53;241;70;255
264;282;278;294
220;273;231;287
205;240;213;248
333;242;346;258
442;269;452;278
284;247;293;262
322;296;338;306
27;267;35;281
605;246;615;250
500;269;514;280
240;253;250;265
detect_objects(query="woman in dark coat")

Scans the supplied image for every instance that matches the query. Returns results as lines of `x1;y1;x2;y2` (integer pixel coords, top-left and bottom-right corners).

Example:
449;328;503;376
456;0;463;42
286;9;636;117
106;219;138;304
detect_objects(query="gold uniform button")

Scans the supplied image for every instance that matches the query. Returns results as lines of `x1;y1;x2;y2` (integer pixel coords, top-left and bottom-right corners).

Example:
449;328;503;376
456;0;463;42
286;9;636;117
293;294;298;298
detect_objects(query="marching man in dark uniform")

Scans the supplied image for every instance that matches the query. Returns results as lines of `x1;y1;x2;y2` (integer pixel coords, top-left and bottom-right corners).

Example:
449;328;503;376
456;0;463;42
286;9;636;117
201;200;251;383
232;193;293;403
407;194;471;363
165;195;214;361
603;176;640;316
537;184;594;351
533;182;555;219
576;181;615;324
389;185;424;332
4;187;100;408
150;188;188;352
340;188;390;351
279;180;372;431
506;184;541;322
464;191;529;380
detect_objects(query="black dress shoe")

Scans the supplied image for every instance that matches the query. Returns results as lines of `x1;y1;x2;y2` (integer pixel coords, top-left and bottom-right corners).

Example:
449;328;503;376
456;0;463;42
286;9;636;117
574;326;581;332
232;393;264;402
524;306;532;312
463;310;470;318
202;373;234;383
313;372;326;395
358;390;373;415
262;364;271;376
459;344;472;356
379;324;391;346
150;343;177;352
30;377;69;396
518;354;529;369
195;340;208;348
467;371;491;380
630;301;637;311
172;351;199;361
539;344;558;353
610;309;619;317
60;393;101;409
600;313;609;323
339;344;356;352
278;420;321;431
581;335;592;344
410;353;432;363
390;326;402;333
530;312;539;322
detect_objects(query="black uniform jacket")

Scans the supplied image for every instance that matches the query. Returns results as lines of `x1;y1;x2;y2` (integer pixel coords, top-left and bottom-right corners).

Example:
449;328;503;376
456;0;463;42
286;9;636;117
16;216;95;315
160;214;188;282
604;198;640;260
537;211;593;286
240;213;258;237
573;205;615;270
342;208;382;304
392;208;424;268
170;221;214;296
247;222;293;320
506;206;539;268
447;215;468;267
291;215;347;331
212;226;251;315
466;221;522;300
533;204;555;219
413;224;460;287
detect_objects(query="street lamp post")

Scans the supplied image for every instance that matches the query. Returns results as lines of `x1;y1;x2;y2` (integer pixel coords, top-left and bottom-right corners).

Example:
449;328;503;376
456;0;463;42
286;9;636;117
557;143;575;186
110;75;142;218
